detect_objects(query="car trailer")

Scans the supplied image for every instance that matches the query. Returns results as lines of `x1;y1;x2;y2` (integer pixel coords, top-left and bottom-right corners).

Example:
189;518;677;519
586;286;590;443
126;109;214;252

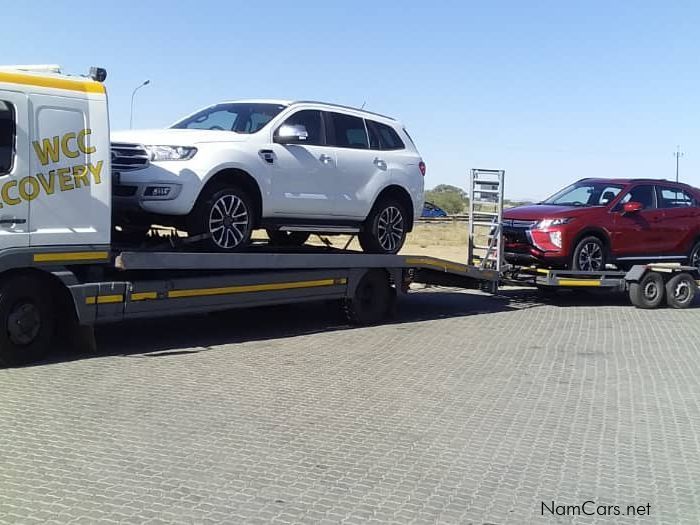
511;264;700;310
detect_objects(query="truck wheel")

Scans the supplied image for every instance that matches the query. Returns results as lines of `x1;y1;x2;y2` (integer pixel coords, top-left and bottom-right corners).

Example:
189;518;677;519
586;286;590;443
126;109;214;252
266;230;310;247
665;273;696;309
344;270;395;325
572;236;606;271
0;275;55;367
628;271;664;309
359;199;408;254
190;185;254;252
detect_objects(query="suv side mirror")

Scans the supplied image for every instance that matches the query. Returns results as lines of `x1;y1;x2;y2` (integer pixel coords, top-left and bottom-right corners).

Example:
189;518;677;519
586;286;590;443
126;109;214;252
623;201;643;213
275;124;308;144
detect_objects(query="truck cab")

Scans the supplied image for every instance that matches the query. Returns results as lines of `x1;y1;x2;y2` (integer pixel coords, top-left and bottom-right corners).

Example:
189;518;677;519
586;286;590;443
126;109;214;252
0;66;111;252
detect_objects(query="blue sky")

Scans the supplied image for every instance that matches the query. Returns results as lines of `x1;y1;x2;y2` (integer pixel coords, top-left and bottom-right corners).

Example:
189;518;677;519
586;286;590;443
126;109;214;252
3;1;700;199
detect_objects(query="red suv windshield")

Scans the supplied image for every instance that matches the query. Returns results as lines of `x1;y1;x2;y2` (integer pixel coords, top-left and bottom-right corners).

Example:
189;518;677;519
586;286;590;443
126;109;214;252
542;181;624;207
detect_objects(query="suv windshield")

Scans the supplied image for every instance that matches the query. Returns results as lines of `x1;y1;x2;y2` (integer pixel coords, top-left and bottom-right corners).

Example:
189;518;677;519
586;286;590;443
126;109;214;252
172;103;287;133
542;181;624;207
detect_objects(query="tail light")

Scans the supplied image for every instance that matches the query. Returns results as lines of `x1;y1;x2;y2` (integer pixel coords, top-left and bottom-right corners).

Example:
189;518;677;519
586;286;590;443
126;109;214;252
418;161;426;176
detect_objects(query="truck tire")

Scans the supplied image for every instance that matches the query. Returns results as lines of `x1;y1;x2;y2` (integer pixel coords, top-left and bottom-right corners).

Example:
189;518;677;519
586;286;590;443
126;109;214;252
266;230;310;247
0;275;55;367
665;272;696;309
359;199;408;254
628;271;665;309
344;270;395;325
189;185;255;252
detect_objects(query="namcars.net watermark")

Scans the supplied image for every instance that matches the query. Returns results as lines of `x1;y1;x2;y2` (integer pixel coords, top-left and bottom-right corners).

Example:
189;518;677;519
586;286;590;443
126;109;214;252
541;500;651;517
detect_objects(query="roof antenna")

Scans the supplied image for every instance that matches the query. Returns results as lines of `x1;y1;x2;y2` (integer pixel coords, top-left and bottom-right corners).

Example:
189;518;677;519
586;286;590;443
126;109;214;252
361;101;366;109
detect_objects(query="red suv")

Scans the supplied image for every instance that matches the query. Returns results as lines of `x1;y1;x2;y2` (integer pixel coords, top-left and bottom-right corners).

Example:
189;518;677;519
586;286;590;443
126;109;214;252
503;178;700;271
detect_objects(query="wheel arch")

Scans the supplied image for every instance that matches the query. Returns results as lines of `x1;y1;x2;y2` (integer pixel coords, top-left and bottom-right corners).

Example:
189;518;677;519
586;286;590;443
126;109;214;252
199;168;263;226
0;267;77;313
371;185;415;231
572;227;611;252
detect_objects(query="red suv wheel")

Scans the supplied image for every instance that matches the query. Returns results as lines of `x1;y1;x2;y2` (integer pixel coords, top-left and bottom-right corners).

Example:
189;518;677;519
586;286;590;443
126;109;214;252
572;236;606;271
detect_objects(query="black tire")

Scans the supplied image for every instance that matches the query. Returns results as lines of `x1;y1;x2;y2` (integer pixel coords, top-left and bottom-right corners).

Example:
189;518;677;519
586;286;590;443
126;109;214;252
0;275;55;367
629;271;665;309
571;236;607;271
359;199;409;254
688;241;700;272
266;229;310;247
189;185;255;252
344;270;395;325
665;273;696;309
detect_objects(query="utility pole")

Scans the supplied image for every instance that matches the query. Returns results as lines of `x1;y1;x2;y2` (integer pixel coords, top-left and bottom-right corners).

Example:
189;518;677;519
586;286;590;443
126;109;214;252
674;145;684;183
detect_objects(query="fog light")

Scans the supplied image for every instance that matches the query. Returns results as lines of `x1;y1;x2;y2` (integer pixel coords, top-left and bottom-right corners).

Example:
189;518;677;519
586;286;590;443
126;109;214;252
549;231;562;248
145;186;171;197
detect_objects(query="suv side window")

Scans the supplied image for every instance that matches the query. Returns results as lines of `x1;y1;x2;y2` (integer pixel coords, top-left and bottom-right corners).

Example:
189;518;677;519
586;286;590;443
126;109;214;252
656;186;696;208
0;101;15;174
277;110;324;146
618;184;656;210
328;112;368;149
366;119;405;150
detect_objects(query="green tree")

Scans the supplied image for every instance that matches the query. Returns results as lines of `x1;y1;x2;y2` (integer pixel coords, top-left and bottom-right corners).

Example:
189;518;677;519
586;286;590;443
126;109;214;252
425;185;469;214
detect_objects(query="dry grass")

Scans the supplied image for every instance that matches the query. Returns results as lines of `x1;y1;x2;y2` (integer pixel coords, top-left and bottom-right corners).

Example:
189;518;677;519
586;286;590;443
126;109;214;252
257;221;471;263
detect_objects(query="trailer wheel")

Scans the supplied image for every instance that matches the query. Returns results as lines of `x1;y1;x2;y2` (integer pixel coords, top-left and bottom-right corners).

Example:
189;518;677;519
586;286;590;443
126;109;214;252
344;270;395;325
628;271;665;309
665;273;696;309
0;275;55;367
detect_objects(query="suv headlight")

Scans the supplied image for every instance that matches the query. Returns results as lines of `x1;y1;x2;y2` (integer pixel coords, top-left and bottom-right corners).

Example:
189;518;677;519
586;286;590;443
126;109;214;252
534;217;573;229
145;145;197;161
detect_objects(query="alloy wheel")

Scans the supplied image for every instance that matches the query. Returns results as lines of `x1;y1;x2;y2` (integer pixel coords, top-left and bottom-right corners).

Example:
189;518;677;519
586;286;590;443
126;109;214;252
377;206;404;252
208;194;250;249
578;242;603;271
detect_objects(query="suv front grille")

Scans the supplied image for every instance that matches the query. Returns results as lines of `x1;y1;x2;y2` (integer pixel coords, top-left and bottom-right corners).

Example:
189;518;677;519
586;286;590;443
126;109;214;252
503;219;537;229
503;219;538;244
111;142;149;172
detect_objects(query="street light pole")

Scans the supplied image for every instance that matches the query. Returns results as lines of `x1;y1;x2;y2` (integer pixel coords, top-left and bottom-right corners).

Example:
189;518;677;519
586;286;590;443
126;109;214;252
129;80;150;129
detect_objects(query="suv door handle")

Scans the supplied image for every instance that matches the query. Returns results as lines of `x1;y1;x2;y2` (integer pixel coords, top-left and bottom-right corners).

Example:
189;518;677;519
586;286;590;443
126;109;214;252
319;154;333;164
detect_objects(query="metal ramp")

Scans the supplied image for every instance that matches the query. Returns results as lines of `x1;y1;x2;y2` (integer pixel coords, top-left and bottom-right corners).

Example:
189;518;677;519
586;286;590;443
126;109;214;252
467;169;505;271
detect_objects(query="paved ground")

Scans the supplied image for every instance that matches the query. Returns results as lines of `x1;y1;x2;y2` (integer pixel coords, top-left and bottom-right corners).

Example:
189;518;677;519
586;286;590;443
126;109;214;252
1;288;700;524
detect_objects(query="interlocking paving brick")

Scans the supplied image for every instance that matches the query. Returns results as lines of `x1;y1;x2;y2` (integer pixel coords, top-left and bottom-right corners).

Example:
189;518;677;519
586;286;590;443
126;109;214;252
1;289;699;523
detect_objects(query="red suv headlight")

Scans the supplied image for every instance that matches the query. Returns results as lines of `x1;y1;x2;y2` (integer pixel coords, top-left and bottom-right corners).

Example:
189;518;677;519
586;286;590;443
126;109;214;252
534;217;574;229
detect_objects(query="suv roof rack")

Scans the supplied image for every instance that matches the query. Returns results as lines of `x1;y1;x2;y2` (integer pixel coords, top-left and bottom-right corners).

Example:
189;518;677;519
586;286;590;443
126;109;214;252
290;100;395;121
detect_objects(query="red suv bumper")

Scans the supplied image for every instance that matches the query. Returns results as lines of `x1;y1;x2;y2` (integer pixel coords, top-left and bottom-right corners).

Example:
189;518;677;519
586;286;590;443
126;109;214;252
504;227;570;267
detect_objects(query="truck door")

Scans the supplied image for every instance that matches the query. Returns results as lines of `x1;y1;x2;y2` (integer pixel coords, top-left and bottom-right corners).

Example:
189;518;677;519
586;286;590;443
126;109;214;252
28;93;111;247
0;91;30;249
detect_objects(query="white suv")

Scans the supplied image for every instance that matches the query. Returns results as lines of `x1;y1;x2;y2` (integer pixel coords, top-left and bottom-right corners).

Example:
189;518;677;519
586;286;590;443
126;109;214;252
111;100;425;253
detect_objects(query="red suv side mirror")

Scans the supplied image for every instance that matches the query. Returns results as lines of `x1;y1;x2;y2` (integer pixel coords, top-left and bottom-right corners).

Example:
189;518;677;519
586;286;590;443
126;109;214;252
623;201;643;213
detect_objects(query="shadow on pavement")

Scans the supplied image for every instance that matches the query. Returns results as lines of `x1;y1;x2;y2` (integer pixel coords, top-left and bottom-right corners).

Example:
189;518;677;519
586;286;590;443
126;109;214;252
32;289;521;366
24;285;691;367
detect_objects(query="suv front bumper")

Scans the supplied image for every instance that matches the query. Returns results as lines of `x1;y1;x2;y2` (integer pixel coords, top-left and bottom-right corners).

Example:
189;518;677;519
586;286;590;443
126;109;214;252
112;163;199;216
